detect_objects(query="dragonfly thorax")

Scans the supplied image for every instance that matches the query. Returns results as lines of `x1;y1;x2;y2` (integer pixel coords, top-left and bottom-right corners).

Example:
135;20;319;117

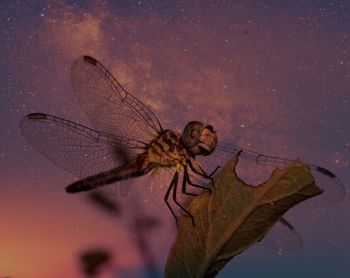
181;121;217;156
146;129;189;168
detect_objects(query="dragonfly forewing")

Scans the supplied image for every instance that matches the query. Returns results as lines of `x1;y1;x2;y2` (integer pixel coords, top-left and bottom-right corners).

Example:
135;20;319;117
20;113;143;196
71;56;163;143
210;141;345;206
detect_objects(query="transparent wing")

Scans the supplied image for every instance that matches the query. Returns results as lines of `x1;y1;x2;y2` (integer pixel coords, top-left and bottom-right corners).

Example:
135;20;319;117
196;139;343;250
71;56;163;144
258;217;303;251
20;113;144;195
200;140;345;206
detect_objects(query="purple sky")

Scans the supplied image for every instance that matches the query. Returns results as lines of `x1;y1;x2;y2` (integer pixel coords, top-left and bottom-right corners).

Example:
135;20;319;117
0;1;349;277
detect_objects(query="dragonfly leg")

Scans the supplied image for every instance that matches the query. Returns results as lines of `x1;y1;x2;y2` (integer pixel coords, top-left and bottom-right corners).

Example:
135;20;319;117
168;171;195;226
208;165;221;177
164;173;179;227
183;166;211;194
181;168;197;196
188;159;216;188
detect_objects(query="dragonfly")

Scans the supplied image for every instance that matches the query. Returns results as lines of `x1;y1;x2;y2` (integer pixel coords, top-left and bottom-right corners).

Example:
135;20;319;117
20;55;345;250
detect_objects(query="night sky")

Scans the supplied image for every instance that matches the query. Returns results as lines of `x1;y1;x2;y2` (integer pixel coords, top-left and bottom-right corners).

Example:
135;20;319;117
1;1;349;277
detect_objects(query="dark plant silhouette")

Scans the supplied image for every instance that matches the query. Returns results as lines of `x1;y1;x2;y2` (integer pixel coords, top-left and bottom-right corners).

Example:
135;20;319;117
80;249;111;277
87;190;161;278
133;215;161;278
89;192;121;216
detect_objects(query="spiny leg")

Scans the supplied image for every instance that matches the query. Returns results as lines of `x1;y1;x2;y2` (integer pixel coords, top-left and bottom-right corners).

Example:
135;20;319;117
205;150;242;178
208;165;221;177
188;159;216;187
187;159;209;178
171;171;195;226
181;167;197;196
204;150;242;181
164;172;179;227
183;166;211;194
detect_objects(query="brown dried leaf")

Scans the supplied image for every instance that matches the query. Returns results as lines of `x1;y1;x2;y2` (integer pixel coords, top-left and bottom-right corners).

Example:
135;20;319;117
165;155;322;278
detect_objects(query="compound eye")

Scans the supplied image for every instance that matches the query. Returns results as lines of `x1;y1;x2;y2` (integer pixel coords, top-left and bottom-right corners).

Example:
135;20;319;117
206;125;214;132
191;130;199;138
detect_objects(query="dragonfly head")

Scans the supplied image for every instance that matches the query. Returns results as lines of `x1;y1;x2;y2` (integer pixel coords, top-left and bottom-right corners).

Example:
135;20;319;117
181;121;217;156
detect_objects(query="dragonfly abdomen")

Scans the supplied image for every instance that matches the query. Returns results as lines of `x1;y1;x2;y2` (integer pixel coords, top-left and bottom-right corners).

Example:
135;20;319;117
66;157;151;193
